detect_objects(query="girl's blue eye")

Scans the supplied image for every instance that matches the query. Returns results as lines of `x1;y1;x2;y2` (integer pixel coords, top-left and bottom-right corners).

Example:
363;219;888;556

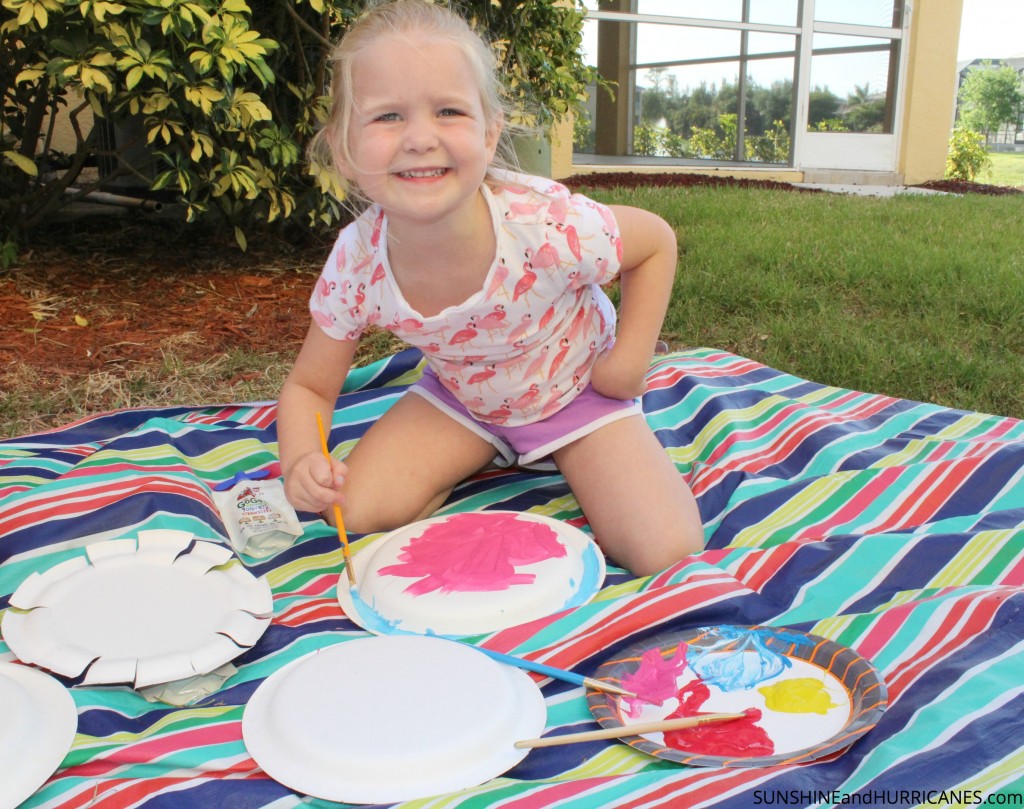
376;113;400;122
439;108;463;118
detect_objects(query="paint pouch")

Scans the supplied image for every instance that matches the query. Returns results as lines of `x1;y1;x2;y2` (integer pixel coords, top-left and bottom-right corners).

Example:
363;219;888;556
139;663;236;706
213;470;303;558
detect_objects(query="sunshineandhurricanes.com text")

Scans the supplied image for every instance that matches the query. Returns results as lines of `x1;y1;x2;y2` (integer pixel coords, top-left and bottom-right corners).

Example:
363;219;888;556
751;789;1024;806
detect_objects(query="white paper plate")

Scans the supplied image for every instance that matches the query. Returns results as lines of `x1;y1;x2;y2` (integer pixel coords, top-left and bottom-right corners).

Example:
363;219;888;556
242;635;546;804
2;530;273;688
0;662;77;807
337;511;605;637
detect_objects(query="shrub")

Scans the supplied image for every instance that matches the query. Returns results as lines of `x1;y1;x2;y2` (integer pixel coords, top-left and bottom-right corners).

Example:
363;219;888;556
687;114;790;163
631;123;687;158
0;0;602;260
945;126;992;181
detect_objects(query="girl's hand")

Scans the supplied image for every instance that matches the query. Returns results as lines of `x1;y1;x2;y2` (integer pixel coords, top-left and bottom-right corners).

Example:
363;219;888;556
590;345;648;400
277;324;360;514
283;450;348;514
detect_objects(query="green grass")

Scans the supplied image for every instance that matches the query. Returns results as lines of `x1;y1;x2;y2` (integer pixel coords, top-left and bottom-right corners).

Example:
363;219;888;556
577;184;1024;420
979;151;1024;187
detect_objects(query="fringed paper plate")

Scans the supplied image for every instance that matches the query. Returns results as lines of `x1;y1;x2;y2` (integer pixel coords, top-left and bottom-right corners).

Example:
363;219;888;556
2;530;273;688
586;625;888;767
337;511;605;637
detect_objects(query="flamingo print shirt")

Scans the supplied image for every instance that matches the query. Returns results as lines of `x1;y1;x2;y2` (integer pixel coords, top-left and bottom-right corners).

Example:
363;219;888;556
310;171;622;426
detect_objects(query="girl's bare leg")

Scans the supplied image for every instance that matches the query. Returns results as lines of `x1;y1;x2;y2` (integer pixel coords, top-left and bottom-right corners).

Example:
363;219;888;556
337;393;498;533
553;415;703;576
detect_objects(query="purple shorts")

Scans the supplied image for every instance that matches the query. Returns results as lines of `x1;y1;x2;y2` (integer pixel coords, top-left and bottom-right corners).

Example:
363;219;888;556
409;368;641;469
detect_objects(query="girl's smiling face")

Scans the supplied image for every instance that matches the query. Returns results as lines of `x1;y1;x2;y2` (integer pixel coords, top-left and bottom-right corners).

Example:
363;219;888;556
338;32;502;233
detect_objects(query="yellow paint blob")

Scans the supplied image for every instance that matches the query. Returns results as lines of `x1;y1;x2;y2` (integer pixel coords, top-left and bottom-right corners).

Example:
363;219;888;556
758;678;843;715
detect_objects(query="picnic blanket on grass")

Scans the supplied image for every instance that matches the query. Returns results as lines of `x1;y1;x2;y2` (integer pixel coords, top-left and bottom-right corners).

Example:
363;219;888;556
3;347;1024;809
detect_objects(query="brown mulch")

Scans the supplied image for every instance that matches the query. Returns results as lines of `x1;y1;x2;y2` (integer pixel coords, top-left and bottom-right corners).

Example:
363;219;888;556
1;221;328;379
562;170;825;193
2;172;1019;385
914;178;1024;196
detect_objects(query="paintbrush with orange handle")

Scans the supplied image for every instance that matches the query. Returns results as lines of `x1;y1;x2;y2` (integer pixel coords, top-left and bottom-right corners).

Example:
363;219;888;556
316;411;356;589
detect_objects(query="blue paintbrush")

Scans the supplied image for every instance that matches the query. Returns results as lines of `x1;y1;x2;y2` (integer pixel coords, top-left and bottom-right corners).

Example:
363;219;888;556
466;644;636;698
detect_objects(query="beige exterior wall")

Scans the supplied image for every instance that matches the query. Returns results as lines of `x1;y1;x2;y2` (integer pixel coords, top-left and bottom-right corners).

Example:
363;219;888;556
898;0;965;185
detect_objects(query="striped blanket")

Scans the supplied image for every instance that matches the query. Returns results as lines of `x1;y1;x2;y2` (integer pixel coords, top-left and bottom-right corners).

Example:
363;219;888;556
3;348;1024;808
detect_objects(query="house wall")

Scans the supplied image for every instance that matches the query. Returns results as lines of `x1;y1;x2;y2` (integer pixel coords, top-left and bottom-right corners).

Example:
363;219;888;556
899;0;965;185
554;0;965;186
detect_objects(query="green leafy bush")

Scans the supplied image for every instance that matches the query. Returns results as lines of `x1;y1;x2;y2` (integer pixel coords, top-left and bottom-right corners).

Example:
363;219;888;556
631;123;687;158
687;114;790;163
945;126;992;181
0;0;601;259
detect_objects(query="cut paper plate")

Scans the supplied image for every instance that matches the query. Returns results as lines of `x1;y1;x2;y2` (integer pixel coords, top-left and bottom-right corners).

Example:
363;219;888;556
337;511;605;637
2;530;273;689
242;635;546;804
586;625;888;767
0;662;77;807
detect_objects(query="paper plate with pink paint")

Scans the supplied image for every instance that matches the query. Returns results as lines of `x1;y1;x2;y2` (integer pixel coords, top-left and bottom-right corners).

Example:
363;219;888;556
242;635;546;803
586;625;888;767
337;511;606;638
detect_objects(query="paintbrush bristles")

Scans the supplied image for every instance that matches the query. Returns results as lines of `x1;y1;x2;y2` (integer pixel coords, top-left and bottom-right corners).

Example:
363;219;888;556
513;711;749;749
315;411;356;587
582;677;637;698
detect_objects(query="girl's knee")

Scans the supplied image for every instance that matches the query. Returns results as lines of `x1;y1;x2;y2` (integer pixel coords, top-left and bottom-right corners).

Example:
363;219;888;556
332;486;451;536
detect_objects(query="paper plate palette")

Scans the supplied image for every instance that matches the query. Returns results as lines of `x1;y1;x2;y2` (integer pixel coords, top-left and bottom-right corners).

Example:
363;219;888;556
2;530;273;688
0;662;77;807
587;625;887;767
337;511;606;637
242;635;546;803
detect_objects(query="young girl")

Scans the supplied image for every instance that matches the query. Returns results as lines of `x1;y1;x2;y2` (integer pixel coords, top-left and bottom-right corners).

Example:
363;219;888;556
278;0;703;576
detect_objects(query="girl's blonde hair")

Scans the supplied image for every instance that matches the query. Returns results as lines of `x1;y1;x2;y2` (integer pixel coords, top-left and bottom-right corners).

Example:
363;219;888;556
309;0;522;210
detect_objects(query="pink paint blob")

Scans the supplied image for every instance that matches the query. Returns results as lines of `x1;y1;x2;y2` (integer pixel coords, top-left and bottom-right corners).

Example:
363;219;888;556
620;642;689;718
377;513;567;595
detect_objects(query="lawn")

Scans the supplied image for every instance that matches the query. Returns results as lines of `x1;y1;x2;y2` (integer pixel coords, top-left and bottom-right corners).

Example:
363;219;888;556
980;150;1024;188
575;183;1024;421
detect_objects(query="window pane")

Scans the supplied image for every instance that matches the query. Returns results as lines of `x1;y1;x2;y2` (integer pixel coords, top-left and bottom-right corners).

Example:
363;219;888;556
634;60;741;160
636;23;740;66
748;31;797;58
584;0;799;27
742;57;796;164
577;15;796;164
749;0;799;26
636;1;743;22
813;0;900;28
808;34;898;133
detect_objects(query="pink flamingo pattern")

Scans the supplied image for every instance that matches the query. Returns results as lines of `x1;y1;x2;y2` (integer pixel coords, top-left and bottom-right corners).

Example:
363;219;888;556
309;171;623;425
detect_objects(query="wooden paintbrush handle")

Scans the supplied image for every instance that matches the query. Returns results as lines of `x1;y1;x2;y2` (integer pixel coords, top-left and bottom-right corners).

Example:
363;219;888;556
514;711;748;749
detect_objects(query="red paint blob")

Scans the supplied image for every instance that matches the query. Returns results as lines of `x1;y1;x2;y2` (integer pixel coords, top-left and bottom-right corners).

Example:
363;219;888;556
661;680;775;757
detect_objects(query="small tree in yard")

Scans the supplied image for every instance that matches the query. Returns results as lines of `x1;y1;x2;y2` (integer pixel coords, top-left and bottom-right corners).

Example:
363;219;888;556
0;0;602;263
945;126;992;182
957;62;1024;143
